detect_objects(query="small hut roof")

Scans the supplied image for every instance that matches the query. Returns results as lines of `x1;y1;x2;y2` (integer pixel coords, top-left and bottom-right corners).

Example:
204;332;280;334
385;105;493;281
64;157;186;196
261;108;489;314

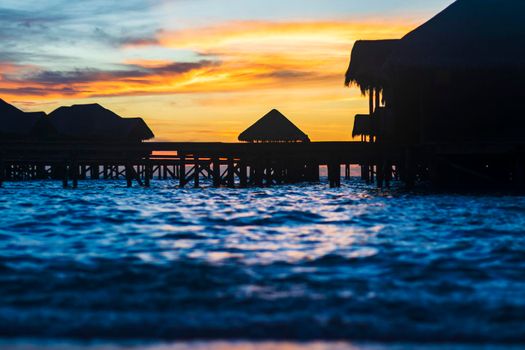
387;0;525;70
48;103;154;141
238;109;310;142
0;98;47;137
352;114;371;138
345;40;400;92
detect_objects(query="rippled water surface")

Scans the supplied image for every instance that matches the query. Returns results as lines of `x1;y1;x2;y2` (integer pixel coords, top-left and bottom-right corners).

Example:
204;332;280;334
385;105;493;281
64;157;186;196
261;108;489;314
1;179;524;345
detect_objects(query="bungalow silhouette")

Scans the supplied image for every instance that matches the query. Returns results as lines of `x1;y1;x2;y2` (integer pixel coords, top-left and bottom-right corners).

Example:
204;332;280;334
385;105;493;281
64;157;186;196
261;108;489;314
48;103;154;142
0;99;50;139
239;109;310;143
346;0;525;145
0;99;154;142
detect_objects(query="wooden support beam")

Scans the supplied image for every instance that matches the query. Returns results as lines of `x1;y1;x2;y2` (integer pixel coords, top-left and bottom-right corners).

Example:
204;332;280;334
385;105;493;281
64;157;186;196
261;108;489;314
144;161;151;187
239;160;248;188
62;162;69;188
212;157;221;188
227;157;235;188
126;163;133;188
328;162;341;188
179;157;186;188
71;161;79;189
194;158;200;188
376;161;384;189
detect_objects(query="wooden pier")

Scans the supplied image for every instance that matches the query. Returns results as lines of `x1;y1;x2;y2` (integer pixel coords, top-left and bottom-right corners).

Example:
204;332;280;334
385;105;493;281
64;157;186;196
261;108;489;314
0;141;401;189
1;141;524;190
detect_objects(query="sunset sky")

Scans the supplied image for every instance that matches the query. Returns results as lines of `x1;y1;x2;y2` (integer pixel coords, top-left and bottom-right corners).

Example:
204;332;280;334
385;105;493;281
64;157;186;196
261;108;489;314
0;0;454;141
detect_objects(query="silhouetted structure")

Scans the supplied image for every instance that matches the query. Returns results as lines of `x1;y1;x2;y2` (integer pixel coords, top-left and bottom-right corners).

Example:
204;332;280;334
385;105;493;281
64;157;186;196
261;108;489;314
239;109;310;143
346;0;525;188
0;99;50;139
48;104;154;142
352;115;371;141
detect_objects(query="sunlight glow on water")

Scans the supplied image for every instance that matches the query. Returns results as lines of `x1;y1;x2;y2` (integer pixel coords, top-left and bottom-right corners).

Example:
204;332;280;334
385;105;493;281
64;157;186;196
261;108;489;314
0;179;524;344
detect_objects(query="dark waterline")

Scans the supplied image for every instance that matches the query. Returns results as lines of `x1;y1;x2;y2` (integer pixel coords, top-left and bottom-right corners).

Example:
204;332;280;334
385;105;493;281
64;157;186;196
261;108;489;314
0;179;524;345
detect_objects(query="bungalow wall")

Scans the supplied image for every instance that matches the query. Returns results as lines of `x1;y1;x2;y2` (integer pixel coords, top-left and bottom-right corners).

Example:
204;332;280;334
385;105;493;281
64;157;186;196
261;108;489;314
388;67;525;145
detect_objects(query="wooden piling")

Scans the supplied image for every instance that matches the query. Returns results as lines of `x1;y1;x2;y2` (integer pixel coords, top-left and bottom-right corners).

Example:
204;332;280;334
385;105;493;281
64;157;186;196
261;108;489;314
62;162;69;188
227;157;235;188
71;162;79;189
212;157;221;188
145;161;151;188
194;159;200;188
239;160;248;188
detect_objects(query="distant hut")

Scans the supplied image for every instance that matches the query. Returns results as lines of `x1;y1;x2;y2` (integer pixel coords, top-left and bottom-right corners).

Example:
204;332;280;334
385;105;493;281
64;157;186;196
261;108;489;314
48;103;154;142
0;99;51;140
238;109;310;143
352;115;371;142
345;40;399;141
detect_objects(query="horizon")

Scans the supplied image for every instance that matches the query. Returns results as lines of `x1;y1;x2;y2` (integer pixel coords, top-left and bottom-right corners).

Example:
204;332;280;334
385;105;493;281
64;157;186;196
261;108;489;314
0;0;454;142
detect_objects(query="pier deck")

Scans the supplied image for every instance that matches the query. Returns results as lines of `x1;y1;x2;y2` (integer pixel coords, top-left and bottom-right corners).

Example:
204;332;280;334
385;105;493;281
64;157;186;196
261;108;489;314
3;141;524;189
0;141;399;189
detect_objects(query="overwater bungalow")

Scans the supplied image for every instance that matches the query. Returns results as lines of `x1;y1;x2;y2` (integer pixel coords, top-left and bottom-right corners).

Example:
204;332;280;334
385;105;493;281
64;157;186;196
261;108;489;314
238;109;310;143
48;103;154;142
345;0;525;187
0;99;51;140
345;40;399;142
346;0;525;146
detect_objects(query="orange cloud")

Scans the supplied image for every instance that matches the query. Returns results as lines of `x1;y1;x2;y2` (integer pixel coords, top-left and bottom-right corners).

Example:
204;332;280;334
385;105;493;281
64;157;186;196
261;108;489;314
1;19;413;100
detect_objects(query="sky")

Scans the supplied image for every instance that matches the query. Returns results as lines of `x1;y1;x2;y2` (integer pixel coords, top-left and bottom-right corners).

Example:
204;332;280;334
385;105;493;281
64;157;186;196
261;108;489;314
0;0;455;141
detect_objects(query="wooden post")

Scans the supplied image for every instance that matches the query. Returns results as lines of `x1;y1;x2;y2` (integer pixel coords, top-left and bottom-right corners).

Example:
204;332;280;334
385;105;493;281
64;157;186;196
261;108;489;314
126;163;133;188
145;161;151;188
376;161;384;189
179;156;186;188
227;157;235;188
345;164;351;180
194;158;200;188
328;162;341;188
239;160;248;188
71;161;79;189
62;162;69;188
90;164;99;179
212;157;221;188
265;161;273;187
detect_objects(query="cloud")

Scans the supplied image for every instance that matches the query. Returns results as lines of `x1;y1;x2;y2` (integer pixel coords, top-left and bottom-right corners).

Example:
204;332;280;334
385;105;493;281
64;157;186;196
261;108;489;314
0;19;412;100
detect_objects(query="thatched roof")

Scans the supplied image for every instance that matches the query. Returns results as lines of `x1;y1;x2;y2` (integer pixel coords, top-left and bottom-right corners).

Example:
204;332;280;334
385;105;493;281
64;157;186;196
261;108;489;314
238;109;310;143
0;99;48;138
352;114;371;138
345;40;400;92
48;103;154;141
387;0;525;70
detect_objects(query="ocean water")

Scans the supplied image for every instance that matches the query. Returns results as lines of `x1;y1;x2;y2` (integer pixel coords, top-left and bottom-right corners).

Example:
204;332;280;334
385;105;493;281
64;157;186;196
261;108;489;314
0;179;525;347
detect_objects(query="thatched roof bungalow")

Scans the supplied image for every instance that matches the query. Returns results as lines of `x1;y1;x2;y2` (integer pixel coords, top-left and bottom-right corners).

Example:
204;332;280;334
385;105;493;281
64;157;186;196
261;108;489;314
48;103;154;142
238;109;310;143
352;115;371;139
346;0;525;145
345;39;399;94
0;99;50;139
